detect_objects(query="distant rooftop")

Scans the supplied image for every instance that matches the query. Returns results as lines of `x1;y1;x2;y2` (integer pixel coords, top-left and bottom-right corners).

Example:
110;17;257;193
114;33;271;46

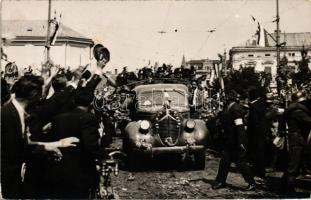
237;32;311;48
2;20;93;46
266;32;311;47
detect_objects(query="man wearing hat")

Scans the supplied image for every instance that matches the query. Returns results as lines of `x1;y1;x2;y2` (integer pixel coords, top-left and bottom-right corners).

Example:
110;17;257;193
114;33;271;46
283;91;311;192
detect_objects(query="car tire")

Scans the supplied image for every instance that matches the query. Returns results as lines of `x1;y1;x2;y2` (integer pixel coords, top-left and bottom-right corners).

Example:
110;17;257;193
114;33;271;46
194;149;206;170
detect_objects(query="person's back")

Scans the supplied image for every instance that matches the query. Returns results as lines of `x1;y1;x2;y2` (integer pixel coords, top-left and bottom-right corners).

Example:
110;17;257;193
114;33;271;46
285;102;311;139
47;108;102;198
282;91;311;192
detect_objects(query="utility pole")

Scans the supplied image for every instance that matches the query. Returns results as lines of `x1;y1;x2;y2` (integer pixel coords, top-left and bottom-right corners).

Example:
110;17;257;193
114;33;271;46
45;0;52;63
276;0;280;73
0;0;3;69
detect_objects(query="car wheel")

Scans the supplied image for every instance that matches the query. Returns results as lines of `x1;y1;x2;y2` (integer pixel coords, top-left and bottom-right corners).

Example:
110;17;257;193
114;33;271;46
194;149;206;170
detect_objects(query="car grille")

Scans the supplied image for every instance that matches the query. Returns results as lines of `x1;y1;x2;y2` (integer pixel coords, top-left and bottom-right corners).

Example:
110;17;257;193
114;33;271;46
157;117;180;146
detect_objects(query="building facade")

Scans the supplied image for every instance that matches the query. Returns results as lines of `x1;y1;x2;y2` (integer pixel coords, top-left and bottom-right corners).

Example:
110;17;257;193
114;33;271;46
2;20;94;71
186;58;215;80
229;32;311;79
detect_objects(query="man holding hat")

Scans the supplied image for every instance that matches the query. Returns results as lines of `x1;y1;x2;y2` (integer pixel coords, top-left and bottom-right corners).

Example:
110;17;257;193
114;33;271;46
93;43;115;87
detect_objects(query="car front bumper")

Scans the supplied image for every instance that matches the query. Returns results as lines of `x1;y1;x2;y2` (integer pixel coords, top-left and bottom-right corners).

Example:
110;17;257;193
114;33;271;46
133;145;205;156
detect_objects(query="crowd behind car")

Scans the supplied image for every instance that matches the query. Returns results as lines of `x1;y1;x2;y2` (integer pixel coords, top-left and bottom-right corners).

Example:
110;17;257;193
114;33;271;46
1;49;311;198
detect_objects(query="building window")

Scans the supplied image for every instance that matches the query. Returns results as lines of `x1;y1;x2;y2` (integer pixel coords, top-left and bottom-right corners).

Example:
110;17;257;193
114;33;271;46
248;54;254;57
198;65;203;70
288;53;295;56
264;66;272;74
265;54;271;57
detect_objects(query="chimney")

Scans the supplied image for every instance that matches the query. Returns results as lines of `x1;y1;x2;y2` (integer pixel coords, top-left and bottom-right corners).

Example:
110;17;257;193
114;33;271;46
115;69;118;75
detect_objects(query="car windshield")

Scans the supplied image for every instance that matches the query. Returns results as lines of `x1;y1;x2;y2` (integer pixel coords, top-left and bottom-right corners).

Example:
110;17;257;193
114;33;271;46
138;89;187;108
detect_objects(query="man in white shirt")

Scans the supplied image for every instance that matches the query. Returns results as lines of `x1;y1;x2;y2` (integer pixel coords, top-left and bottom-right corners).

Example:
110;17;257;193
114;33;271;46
1;75;79;198
1;75;44;198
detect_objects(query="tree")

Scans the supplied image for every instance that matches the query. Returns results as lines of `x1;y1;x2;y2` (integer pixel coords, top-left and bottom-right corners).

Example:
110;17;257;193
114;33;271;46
292;47;311;88
211;67;270;100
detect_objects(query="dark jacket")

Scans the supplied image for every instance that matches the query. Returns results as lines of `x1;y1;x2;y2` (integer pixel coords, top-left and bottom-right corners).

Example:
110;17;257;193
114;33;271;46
247;98;269;141
1;102;25;198
221;101;248;149
25;74;103;198
29;74;102;140
285;102;311;140
46;108;105;198
29;85;77;140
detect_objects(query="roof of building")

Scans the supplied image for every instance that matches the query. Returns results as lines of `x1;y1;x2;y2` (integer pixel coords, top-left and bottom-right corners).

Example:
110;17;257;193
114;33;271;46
237;32;311;48
266;32;311;47
2;20;93;45
187;58;218;64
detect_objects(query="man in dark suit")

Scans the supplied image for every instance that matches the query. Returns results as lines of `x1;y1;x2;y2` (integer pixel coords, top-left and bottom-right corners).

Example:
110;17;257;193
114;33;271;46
1;75;79;198
22;70;80;198
212;90;256;190
247;88;269;178
283;91;311;192
41;46;111;198
46;87;106;198
1;78;11;106
30;65;88;133
1;75;44;198
21;64;103;198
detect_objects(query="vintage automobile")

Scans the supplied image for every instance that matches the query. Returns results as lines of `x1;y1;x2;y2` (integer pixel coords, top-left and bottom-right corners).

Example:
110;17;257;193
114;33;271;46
123;83;210;169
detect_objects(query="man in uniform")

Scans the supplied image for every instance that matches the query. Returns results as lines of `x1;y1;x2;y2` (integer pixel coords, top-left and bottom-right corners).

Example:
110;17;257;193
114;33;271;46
212;90;256;190
247;88;268;178
283;91;311;192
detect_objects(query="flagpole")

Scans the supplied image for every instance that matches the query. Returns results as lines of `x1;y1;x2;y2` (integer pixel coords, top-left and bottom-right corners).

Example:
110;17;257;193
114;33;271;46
0;0;2;69
45;0;52;63
276;0;280;73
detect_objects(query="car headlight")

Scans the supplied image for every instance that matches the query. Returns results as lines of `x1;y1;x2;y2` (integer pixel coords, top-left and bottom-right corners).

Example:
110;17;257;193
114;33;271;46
185;119;196;132
140;120;150;133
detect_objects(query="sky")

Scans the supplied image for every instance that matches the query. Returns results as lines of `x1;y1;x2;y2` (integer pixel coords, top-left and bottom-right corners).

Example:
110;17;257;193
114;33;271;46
2;0;311;71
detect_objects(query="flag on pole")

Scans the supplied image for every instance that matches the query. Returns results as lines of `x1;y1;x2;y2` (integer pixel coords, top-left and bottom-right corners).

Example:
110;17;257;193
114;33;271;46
251;15;265;47
209;66;215;85
213;63;218;78
50;13;61;46
181;54;186;67
220;75;225;91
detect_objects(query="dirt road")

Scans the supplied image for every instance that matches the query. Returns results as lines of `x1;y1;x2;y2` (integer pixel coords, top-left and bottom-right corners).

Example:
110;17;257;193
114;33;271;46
110;139;311;199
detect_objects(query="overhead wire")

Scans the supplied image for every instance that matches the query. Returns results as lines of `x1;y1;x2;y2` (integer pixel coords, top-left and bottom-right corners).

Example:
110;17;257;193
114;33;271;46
194;0;248;58
155;1;174;64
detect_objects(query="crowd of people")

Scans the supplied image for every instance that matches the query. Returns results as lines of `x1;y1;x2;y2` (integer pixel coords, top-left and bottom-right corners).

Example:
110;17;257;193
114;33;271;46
1;46;116;198
1;44;311;198
209;87;311;193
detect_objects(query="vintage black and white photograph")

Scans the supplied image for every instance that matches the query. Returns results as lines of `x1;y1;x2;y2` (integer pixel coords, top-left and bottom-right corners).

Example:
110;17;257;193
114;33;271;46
1;0;311;199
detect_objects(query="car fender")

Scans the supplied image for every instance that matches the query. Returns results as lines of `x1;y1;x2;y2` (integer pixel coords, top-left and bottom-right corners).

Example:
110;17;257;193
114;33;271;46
124;121;156;148
181;119;210;146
